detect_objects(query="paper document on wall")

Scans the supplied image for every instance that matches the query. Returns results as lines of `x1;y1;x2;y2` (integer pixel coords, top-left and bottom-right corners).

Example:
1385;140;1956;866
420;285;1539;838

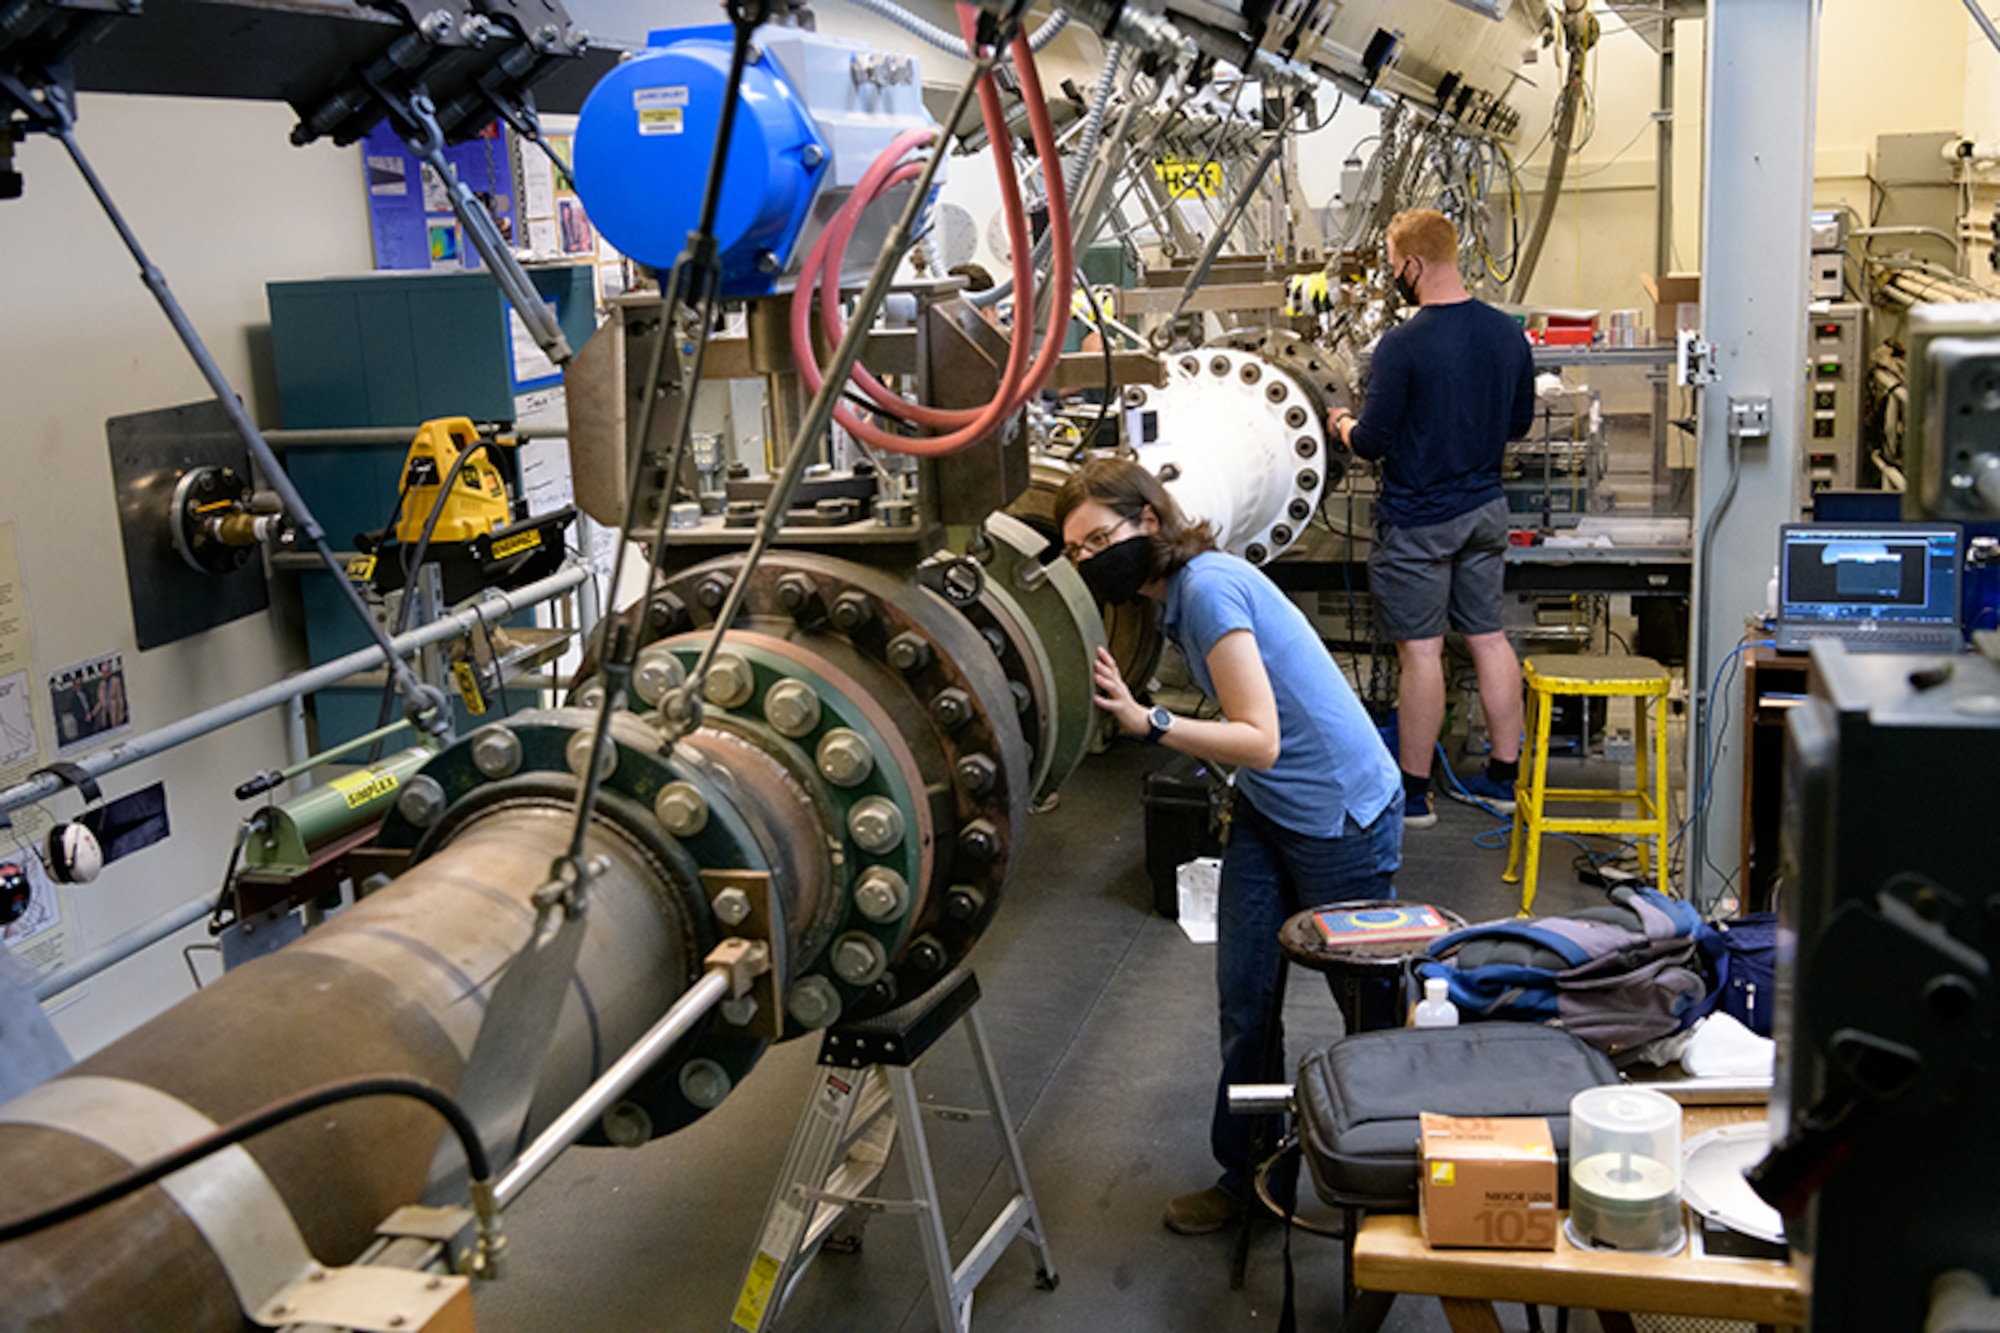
0;521;78;989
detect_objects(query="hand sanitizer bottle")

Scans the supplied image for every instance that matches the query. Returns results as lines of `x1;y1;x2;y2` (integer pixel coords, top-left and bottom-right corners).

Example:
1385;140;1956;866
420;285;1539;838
1413;976;1460;1028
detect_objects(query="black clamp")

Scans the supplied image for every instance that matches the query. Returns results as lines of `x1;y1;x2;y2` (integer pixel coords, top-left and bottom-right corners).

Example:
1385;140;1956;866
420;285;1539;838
27;760;102;808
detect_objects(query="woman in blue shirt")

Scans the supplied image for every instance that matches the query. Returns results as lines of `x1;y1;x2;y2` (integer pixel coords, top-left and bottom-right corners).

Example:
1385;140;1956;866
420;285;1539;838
1054;457;1403;1236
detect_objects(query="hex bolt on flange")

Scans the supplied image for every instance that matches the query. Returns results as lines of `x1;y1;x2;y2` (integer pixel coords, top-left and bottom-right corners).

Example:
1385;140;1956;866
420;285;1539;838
931;687;972;730
655;781;710;838
816;729;875;787
958;818;999;862
678;1058;731;1109
397;775;447;827
711;886;752;927
703;653;756;709
829;592;874;632
853;867;910;922
634;647;686;706
775;574;817;616
565;731;617;782
848;797;906;853
886;632;932;673
763;679;822;737
955;753;998;795
831;932;888;986
788;976;842;1029
470;727;522;779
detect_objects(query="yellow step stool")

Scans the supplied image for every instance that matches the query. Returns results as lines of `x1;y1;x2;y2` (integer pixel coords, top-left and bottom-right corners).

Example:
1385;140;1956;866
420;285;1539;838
1504;655;1672;915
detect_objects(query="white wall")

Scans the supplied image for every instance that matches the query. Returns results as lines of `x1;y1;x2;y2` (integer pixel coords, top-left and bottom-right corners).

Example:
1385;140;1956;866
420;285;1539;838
1503;0;1985;317
0;94;374;1056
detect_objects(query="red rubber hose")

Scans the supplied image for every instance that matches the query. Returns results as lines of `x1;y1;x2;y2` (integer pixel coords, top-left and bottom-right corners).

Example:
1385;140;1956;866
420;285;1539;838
787;4;1072;457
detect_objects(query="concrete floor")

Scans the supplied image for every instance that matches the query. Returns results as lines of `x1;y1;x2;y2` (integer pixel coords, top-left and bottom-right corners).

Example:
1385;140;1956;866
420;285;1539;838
476;734;1666;1333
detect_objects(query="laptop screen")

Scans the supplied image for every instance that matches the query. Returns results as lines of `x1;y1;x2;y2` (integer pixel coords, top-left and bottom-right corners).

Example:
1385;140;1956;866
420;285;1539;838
1778;523;1962;628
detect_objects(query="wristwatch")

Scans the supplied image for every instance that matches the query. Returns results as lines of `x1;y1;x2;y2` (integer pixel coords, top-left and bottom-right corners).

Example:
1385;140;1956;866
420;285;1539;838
1143;705;1173;745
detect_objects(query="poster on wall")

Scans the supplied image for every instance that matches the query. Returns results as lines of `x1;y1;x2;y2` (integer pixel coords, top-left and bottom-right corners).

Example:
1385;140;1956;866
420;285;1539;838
366;152;408;198
516;120;629;302
0;521;77;989
2;849;74;992
363;122;516;272
0;670;34;771
49;652;129;754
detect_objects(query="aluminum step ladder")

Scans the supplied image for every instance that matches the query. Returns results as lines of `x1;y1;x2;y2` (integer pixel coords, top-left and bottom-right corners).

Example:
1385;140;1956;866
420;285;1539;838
728;968;1058;1332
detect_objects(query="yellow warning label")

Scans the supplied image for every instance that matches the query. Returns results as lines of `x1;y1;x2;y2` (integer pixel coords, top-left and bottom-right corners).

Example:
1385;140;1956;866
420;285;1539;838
635;86;689;137
345;554;377;583
330;768;400;810
453;661;488;715
1154;157;1223;199
490;528;543;560
731;1252;781;1330
1431;1163;1456;1186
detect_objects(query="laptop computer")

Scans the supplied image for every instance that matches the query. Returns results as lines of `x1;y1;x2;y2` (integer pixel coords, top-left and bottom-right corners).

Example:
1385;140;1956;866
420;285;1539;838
1775;522;1964;654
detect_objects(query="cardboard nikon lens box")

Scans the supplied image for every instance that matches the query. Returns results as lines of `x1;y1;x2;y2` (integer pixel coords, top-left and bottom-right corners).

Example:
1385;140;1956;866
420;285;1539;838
1418;1113;1559;1250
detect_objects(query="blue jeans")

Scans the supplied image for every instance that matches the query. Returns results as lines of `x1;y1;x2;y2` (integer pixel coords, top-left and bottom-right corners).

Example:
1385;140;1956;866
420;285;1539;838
1211;791;1403;1202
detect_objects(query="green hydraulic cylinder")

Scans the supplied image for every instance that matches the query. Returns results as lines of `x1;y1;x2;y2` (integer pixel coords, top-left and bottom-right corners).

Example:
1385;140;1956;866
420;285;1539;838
240;740;436;888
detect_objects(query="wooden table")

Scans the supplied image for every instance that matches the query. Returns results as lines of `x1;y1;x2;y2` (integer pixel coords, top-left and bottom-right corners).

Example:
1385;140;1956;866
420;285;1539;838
1343;1106;1809;1332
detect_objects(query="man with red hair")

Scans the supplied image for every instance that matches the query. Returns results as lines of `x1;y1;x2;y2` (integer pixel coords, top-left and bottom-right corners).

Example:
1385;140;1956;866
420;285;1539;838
1328;208;1535;827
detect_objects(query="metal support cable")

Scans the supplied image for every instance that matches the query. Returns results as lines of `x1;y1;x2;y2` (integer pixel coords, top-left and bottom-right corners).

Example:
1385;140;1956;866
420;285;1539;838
1150;93;1302;346
970;61;1187;311
559;2;770;877
1688;425;1742;915
0;564;587;823
680;49;1001;712
394;92;572;366
44;90;450;740
1965;0;2000;55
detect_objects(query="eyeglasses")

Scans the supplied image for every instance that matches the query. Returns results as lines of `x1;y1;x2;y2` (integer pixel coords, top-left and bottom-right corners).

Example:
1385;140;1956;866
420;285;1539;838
1062;516;1135;563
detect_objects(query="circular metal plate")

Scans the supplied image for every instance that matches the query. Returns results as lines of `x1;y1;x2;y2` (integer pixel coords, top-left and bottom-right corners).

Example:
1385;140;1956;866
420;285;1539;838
1124;345;1327;563
1214;327;1359;448
1681;1120;1785;1245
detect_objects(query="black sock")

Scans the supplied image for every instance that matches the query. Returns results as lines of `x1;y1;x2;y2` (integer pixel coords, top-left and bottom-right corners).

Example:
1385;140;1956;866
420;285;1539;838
1487;756;1519;784
1401;769;1431;804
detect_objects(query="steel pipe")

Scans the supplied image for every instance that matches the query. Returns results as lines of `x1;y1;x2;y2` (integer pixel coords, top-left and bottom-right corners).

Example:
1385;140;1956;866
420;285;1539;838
32;892;216;1002
0;801;690;1331
0;564;588;821
496;970;730;1210
265;426;572;447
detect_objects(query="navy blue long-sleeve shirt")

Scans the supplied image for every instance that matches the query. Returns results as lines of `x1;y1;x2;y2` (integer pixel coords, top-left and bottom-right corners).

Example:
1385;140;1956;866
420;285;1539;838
1348;300;1536;529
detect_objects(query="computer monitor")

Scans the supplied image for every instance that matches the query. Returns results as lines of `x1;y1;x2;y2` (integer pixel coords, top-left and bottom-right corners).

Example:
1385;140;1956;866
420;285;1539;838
1810;489;1903;524
1775;522;1963;653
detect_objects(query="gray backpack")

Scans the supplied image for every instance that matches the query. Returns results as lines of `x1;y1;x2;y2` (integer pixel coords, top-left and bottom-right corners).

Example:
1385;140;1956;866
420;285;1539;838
1418;887;1709;1060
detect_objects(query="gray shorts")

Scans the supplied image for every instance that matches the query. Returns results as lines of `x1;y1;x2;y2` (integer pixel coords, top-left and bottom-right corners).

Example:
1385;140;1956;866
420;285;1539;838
1369;497;1510;642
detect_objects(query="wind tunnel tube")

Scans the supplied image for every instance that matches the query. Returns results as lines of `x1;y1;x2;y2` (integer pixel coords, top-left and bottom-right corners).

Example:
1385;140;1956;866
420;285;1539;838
0;535;1104;1332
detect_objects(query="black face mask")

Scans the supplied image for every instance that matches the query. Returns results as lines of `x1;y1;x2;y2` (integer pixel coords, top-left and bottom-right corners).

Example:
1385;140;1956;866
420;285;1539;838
1078;533;1154;605
1392;258;1421;306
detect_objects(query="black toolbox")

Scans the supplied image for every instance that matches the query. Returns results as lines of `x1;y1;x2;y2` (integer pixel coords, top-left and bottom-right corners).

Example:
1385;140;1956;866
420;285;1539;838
1141;752;1226;918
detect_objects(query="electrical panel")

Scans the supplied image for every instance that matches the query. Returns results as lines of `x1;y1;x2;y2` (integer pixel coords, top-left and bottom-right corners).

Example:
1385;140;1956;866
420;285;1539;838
1805;302;1867;495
